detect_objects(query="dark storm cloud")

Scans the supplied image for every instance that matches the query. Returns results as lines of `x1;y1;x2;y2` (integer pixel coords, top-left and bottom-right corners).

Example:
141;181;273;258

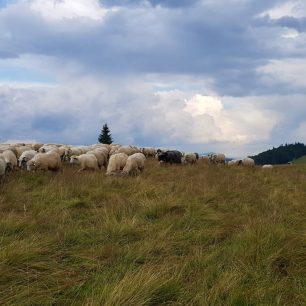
0;0;296;95
257;14;306;33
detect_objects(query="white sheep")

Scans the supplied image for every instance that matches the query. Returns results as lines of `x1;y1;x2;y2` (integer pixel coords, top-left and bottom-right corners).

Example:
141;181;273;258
242;157;255;167
27;152;62;172
182;153;197;164
141;147;156;158
18;150;37;169
0;150;18;169
38;145;59;154
31;143;44;151
58;146;70;160
228;159;242;166
209;153;226;165
94;147;109;159
122;153;146;176
86;150;108;169
70;154;99;172
262;164;273;169
64;147;83;161
106;153;128;175
113;145;139;156
15;145;33;158
0;156;8;182
109;145;121;155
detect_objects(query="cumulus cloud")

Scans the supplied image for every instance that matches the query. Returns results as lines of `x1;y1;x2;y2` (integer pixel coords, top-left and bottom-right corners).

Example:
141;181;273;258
183;95;223;118
156;92;279;145
30;0;110;21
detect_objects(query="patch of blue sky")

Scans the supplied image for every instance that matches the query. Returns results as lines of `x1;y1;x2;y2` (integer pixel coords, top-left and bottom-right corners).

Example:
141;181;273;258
0;65;55;84
0;0;15;8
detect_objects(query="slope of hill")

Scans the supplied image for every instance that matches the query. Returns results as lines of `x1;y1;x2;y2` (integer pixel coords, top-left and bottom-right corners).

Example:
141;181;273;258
250;142;306;165
0;161;305;305
292;155;306;164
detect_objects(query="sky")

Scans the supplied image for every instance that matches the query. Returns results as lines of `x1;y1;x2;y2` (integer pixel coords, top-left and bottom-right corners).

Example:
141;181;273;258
1;0;306;157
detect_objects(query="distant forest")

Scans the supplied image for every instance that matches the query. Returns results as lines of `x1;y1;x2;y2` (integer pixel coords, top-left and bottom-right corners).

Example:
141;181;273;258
250;143;306;165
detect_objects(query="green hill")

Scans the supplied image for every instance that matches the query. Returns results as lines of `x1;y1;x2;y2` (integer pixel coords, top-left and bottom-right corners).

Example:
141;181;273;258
292;155;306;164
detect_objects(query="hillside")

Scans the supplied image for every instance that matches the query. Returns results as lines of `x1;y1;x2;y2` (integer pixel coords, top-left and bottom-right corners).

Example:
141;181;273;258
251;142;306;165
292;155;306;164
0;161;305;305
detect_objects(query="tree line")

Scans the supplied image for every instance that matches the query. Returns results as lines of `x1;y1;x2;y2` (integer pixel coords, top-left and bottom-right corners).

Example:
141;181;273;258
250;143;306;165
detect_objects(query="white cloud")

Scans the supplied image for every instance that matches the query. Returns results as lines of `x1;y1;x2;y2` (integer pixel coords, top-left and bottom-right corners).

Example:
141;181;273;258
258;58;306;88
183;95;223;117
261;0;306;19
155;92;279;147
29;0;110;21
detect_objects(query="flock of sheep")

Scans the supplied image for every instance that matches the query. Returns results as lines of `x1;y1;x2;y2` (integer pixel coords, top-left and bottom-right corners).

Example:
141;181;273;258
0;142;272;182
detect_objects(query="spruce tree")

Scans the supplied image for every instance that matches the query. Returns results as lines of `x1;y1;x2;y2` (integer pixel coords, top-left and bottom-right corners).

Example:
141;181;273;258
98;123;113;144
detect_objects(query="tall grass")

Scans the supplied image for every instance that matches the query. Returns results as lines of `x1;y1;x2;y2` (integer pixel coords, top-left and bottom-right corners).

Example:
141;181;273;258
0;161;305;305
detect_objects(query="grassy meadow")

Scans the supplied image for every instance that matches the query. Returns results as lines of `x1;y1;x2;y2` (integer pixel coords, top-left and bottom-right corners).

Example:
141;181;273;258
0;160;305;305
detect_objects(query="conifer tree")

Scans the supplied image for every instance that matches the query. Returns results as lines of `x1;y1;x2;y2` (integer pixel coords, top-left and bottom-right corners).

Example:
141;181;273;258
98;123;113;144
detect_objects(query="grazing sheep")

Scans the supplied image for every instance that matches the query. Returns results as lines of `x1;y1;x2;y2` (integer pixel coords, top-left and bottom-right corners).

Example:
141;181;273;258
242;157;255;167
141;147;156;158
31;143;44;151
4;146;18;157
93;144;110;151
109;145;121;155
157;150;183;164
182;153;197;164
39;145;59;154
106;153;128;175
18;150;37;169
262;164;273;169
209;153;226;165
87;150;108;169
0;145;10;153
94;147;109;159
0;150;18;169
70;154;99;172
76;146;89;154
228;159;242;166
122;153;146;176
58;146;69;161
155;149;166;159
113;146;137;156
15;145;32;158
64;147;83;161
27;152;62;172
0;156;8;182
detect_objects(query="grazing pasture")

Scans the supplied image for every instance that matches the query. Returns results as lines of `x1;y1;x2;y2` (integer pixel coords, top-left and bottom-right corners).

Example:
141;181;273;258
0;161;305;305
